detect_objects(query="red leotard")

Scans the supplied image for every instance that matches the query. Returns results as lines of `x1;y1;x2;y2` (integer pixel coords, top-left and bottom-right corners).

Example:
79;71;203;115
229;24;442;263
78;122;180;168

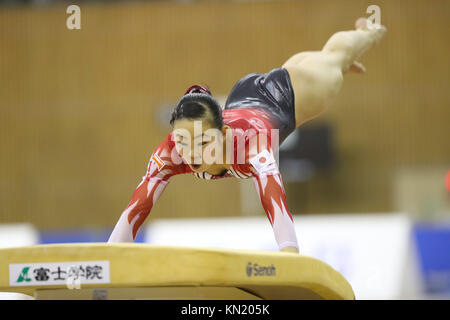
108;108;299;250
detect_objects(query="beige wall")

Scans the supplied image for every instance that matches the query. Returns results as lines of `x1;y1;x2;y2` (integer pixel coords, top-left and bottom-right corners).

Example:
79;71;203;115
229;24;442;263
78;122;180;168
0;0;449;228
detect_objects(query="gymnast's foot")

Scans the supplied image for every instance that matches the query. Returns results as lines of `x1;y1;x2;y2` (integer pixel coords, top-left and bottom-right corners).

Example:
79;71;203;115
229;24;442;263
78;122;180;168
355;17;387;43
346;17;387;74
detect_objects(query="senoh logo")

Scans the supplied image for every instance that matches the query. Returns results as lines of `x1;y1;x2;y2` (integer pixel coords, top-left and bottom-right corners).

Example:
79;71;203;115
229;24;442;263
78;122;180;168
246;262;276;277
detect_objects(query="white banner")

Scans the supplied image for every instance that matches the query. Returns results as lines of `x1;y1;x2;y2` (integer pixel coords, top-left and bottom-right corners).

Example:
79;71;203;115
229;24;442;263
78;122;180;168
9;261;110;288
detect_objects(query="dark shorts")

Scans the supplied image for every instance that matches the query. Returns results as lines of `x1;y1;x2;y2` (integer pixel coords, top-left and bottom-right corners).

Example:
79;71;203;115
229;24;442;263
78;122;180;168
224;67;296;144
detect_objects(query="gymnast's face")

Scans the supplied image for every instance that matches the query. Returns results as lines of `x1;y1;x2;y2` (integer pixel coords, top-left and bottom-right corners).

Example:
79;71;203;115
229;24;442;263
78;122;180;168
173;118;225;173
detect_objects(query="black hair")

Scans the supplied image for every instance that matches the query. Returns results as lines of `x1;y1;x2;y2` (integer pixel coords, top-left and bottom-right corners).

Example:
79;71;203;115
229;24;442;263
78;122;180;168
169;93;223;129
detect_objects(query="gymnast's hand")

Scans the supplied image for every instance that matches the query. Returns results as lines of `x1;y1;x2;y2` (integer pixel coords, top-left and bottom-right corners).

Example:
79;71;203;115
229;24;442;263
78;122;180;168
280;246;299;254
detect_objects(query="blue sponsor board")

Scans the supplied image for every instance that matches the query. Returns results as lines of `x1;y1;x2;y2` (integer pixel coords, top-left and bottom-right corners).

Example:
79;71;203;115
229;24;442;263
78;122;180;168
414;223;450;293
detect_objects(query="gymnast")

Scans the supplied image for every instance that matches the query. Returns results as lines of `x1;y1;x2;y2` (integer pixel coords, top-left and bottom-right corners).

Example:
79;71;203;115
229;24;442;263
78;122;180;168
108;18;386;253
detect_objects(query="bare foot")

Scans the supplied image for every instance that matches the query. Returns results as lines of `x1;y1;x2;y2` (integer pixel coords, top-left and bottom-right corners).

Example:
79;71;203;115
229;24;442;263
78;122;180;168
355;17;367;30
355;17;368;30
355;17;387;44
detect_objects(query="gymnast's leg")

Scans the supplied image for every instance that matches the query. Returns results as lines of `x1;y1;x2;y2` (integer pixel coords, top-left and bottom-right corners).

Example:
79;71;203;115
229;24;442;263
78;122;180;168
282;18;387;127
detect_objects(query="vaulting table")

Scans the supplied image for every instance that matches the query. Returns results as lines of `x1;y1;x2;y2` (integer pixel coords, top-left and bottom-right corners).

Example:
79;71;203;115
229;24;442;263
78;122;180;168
0;243;355;300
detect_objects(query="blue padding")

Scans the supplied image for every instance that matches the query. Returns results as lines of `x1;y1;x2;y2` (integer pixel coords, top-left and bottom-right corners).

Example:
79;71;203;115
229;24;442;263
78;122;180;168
414;223;450;293
39;229;146;244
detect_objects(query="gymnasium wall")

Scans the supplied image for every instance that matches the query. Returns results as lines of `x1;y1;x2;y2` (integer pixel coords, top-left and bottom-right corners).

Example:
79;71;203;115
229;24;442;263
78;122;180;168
0;0;449;229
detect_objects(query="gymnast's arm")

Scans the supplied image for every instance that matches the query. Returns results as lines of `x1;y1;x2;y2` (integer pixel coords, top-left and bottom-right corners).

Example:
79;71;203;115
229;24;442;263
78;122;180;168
107;175;170;243
251;165;300;253
108;135;180;243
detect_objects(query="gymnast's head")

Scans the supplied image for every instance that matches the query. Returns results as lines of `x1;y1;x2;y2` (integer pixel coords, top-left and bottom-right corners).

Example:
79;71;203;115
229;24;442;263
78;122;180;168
170;85;229;172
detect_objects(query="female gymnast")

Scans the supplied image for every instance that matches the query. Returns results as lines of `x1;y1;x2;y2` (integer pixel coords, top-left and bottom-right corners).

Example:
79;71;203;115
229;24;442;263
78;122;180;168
108;18;386;253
